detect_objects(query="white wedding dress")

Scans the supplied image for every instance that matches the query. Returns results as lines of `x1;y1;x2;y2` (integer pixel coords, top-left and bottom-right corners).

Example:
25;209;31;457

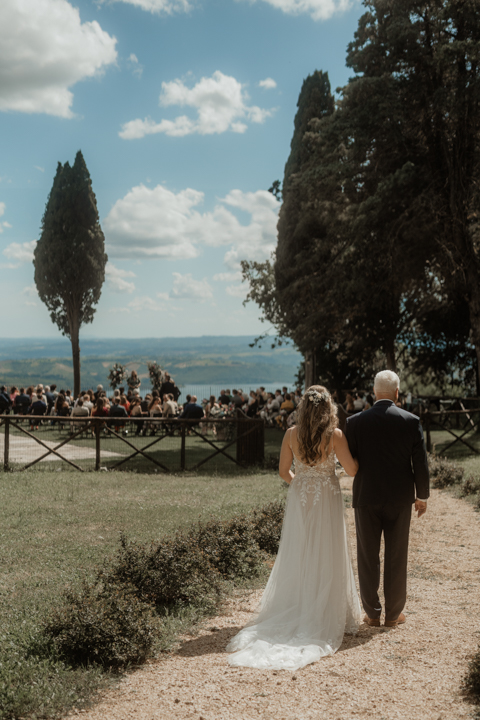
227;437;362;671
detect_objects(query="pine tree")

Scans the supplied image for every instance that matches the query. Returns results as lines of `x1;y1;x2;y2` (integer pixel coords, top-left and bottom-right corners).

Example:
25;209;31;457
34;151;108;397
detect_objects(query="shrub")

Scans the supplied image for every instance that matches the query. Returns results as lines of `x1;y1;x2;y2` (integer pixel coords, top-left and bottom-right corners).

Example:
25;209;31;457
188;515;266;581
460;474;480;498
102;533;223;610
463;647;480;703
43;581;157;669
428;453;465;488
249;500;285;555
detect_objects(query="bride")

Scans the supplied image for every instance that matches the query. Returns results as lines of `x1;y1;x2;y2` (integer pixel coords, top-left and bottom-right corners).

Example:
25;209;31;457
227;385;362;671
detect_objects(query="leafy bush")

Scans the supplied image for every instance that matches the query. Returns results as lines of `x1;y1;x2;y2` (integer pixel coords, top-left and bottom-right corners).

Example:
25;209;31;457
460;474;480;498
250;500;285;555
428;453;465;488
43;581;157;669
463;647;480;703
189;515;266;580
102;533;223;610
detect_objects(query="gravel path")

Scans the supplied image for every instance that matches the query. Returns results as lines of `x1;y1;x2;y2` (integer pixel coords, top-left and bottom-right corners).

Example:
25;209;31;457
0;431;123;463
70;479;480;720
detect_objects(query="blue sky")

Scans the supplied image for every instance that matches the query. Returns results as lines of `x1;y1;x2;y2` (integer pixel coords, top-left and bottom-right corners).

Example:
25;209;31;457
0;0;363;339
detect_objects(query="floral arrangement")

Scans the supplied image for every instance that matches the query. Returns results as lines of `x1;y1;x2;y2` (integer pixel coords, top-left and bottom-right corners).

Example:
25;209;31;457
108;363;127;390
147;362;164;391
127;370;141;391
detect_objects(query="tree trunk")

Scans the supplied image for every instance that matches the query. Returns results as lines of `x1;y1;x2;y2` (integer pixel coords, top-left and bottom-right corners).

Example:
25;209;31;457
70;318;81;399
467;283;480;400
385;336;397;373
304;350;316;389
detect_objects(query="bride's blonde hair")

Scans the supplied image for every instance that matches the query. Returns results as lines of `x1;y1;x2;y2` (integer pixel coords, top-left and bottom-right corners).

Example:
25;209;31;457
296;385;338;464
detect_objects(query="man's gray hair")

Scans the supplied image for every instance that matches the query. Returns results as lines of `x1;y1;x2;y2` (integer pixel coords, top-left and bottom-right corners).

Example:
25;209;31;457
374;370;400;395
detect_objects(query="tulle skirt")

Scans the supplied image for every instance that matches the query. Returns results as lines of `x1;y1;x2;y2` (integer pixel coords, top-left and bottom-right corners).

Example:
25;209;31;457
226;478;362;670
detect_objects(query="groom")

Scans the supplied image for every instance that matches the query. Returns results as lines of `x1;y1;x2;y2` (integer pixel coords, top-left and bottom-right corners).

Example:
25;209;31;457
345;370;430;627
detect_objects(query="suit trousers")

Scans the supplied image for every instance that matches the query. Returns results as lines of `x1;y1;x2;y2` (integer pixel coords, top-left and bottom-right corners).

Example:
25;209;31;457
354;502;412;622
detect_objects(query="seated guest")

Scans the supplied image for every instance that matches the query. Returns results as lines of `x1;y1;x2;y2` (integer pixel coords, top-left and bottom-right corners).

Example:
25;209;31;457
130;397;145;435
45;386;56;413
218;389;230;406
180;395;205;420
109;397;128;432
9;386;19;404
14;387;31;414
92;397;109;418
27;393;47;430
71;397;89;433
162;393;177;418
0;386;13;414
344;393;355;414
275;393;295;428
353;392;366;412
246;392;259;418
231;389;244;408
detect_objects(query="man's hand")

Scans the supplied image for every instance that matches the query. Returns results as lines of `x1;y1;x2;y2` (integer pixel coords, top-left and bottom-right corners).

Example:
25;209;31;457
415;499;427;518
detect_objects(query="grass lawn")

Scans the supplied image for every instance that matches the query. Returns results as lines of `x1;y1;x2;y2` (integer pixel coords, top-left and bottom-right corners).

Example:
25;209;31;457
0;460;286;719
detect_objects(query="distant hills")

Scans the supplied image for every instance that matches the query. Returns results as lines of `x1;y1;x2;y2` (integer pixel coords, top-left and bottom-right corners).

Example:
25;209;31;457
0;337;301;390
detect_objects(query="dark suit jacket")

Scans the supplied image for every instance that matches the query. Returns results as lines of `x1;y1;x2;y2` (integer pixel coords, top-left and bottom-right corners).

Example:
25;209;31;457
345;400;430;508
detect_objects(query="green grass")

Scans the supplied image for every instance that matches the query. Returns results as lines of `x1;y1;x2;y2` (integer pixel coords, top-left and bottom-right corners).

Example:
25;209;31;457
0;466;286;719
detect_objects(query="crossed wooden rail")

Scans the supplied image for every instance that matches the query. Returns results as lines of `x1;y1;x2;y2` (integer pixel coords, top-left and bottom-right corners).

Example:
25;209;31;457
423;408;480;455
0;413;265;472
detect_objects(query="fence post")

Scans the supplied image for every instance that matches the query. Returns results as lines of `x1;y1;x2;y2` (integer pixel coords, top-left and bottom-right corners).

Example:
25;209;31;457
180;422;186;470
4;416;9;471
95;418;101;471
425;413;432;453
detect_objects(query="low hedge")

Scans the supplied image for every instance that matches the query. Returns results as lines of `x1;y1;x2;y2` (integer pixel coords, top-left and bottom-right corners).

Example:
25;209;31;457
428;453;465;489
43;581;157;669
41;499;286;670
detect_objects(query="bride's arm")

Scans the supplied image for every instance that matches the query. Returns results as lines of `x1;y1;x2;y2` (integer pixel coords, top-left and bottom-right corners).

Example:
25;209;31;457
333;428;359;477
279;428;294;484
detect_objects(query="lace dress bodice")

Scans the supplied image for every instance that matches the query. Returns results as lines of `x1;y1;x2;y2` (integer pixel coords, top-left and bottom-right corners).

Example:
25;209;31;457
292;447;342;507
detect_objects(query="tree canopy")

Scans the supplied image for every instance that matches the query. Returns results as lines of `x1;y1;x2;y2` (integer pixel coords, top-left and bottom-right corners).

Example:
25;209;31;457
244;0;479;393
34;151;107;397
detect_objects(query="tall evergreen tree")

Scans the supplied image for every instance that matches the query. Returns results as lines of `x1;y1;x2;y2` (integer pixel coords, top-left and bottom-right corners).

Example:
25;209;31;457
34;151;108;397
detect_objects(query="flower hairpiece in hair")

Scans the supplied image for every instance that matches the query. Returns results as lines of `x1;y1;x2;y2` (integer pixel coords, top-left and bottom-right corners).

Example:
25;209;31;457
305;389;329;406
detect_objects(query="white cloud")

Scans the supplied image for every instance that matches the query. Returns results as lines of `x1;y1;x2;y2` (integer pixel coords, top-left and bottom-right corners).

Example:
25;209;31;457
34;165;45;172
241;0;354;20
0;202;10;233
127;53;143;78
108;294;170;314
0;0;117;118
226;285;248;298
213;271;243;282
104;184;201;260
104;184;279;269
119;71;274;139
22;284;38;306
3;239;37;265
101;0;192;15
105;262;136;293
259;78;277;89
170;273;213;301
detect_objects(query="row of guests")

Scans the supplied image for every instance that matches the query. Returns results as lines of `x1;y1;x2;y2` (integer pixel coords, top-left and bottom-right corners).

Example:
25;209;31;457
201;387;301;428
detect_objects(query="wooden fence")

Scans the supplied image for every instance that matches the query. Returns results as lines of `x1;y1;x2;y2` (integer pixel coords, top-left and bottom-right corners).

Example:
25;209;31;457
0;411;265;472
423;407;480;455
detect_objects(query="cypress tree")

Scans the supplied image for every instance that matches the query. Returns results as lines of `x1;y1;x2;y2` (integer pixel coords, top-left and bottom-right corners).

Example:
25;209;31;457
34;151;107;397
